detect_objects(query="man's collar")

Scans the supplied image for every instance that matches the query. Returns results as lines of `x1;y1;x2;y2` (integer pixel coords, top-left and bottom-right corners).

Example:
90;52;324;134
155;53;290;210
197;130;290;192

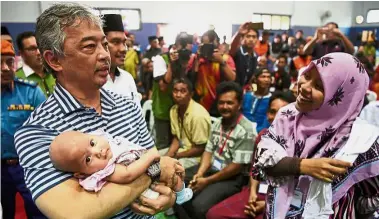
240;46;256;57
22;64;34;77
176;99;194;116
53;84;116;115
115;67;121;77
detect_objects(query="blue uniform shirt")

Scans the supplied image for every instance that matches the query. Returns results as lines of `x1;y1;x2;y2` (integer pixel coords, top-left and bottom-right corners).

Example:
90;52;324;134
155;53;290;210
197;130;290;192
1;78;46;159
242;91;271;133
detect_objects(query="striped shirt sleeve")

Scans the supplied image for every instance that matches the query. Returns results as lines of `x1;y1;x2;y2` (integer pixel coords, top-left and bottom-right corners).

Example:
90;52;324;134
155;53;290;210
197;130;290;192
134;101;155;149
14;124;72;200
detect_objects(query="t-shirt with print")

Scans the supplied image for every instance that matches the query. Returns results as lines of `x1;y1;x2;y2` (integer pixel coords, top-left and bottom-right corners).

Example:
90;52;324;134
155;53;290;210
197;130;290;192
205;115;256;175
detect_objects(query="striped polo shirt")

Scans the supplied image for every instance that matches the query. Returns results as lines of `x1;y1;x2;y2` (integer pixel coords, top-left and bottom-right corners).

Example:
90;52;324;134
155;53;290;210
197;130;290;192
14;84;155;219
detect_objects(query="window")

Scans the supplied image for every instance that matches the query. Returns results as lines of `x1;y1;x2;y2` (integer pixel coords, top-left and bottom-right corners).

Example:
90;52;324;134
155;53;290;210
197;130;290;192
367;9;379;23
93;8;142;30
252;14;291;30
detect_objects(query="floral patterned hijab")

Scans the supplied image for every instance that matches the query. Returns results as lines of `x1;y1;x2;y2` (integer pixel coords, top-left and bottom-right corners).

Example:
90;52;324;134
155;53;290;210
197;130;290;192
254;52;370;218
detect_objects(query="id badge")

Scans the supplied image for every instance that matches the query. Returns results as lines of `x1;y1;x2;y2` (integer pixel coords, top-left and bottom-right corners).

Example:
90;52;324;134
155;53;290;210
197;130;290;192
258;183;268;194
212;158;223;171
290;190;303;209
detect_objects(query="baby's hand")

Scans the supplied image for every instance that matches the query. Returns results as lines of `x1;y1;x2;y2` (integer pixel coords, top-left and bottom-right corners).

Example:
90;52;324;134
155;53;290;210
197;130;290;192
159;156;183;188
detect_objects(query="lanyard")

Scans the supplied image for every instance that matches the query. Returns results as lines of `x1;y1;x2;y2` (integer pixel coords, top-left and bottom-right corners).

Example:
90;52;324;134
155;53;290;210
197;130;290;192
218;114;243;155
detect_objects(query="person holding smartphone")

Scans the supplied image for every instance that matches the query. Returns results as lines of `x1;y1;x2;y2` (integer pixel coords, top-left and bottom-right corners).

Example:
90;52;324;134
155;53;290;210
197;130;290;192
303;22;354;59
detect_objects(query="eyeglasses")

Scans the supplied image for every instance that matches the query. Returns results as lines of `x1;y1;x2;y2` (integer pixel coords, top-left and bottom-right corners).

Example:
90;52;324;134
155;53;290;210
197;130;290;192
24;47;39;52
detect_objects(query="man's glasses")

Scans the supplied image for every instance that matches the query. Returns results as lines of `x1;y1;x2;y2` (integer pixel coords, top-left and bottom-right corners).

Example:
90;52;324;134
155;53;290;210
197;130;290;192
24;47;39;52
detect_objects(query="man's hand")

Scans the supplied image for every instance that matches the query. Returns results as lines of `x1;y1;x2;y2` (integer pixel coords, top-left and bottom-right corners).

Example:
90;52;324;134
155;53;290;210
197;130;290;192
189;173;203;187
314;28;325;41
238;22;250;36
189;177;209;193
159;156;184;188
130;184;176;216
331;28;343;38
169;47;179;62
212;50;224;64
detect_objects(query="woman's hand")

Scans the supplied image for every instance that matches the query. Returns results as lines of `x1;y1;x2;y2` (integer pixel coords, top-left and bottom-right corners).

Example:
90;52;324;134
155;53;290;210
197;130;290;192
300;158;352;182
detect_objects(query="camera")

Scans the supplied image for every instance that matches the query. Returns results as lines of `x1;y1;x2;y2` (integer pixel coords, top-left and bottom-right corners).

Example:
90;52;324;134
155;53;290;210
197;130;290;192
174;32;192;63
199;43;215;60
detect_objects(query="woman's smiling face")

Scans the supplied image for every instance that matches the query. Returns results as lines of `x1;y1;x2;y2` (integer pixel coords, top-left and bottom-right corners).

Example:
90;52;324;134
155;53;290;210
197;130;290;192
295;66;325;113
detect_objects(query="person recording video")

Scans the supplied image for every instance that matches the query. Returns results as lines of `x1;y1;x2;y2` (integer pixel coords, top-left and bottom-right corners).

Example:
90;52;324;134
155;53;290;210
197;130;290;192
303;22;354;59
193;30;236;117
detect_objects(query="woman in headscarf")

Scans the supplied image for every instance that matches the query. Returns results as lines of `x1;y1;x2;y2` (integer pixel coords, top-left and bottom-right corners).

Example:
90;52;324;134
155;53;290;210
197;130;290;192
252;52;379;219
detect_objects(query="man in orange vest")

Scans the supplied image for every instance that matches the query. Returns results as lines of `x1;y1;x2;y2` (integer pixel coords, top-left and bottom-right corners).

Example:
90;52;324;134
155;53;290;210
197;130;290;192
289;43;312;82
254;30;271;57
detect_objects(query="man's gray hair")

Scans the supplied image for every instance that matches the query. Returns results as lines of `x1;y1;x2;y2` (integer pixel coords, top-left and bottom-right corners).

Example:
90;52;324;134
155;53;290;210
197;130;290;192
36;2;103;75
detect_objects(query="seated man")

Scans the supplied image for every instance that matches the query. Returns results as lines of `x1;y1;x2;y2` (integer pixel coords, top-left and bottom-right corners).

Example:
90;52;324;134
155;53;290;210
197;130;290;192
290;43;312;82
273;55;291;92
242;68;272;133
182;81;256;219
206;91;296;219
166;78;211;174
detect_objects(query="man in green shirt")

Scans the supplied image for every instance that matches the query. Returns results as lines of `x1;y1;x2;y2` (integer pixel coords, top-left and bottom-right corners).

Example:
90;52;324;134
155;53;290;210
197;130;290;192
16;31;55;97
152;51;174;151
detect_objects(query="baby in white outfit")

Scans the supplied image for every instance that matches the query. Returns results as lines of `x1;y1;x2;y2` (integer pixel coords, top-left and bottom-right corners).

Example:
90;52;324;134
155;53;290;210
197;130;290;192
49;130;193;204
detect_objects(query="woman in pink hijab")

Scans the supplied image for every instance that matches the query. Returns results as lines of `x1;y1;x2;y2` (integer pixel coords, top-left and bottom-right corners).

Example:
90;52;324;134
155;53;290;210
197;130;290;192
252;52;379;219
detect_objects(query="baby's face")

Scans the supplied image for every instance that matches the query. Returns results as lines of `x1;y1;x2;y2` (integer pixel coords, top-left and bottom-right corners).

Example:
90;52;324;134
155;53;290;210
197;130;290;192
72;134;113;175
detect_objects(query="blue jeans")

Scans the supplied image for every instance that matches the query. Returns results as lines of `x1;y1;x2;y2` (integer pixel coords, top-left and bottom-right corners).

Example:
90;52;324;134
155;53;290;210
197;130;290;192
1;162;46;219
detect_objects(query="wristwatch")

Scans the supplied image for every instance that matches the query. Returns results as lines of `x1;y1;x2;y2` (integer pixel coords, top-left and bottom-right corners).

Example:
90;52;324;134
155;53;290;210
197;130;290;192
146;159;161;182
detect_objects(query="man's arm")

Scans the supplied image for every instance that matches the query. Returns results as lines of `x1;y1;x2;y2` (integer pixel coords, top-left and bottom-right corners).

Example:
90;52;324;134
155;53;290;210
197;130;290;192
334;29;355;54
221;58;236;81
157;63;173;92
153;55;171;92
303;28;323;55
205;162;243;184
107;148;160;184
36;175;152;219
196;151;213;177
230;23;248;57
166;136;180;158
176;144;206;159
214;52;236;81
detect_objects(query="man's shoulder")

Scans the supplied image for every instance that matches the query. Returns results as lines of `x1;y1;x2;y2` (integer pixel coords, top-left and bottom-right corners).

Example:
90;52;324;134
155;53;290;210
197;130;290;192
239;115;256;132
117;68;134;80
15;67;26;77
14;77;38;88
191;101;211;118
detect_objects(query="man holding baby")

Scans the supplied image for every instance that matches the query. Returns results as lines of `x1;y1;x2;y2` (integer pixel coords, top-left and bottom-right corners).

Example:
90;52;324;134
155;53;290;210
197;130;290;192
14;2;180;218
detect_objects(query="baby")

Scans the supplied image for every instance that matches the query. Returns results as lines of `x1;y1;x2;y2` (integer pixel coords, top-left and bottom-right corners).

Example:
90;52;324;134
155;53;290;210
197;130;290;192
49;129;193;204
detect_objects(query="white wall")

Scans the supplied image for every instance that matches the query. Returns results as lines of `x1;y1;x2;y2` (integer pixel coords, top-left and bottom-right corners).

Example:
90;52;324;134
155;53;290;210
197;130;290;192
1;1;40;22
351;1;379;27
291;1;353;27
0;1;363;28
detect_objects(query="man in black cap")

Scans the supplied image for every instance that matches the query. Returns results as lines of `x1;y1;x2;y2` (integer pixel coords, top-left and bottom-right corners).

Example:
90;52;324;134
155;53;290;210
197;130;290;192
101;14;139;104
144;35;162;59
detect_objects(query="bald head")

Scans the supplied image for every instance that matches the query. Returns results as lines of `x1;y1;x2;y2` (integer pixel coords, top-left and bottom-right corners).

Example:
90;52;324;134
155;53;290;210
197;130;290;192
49;131;86;172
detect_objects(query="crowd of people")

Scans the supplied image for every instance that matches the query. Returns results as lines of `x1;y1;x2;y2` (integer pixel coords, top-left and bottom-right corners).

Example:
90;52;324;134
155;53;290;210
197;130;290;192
1;2;379;219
